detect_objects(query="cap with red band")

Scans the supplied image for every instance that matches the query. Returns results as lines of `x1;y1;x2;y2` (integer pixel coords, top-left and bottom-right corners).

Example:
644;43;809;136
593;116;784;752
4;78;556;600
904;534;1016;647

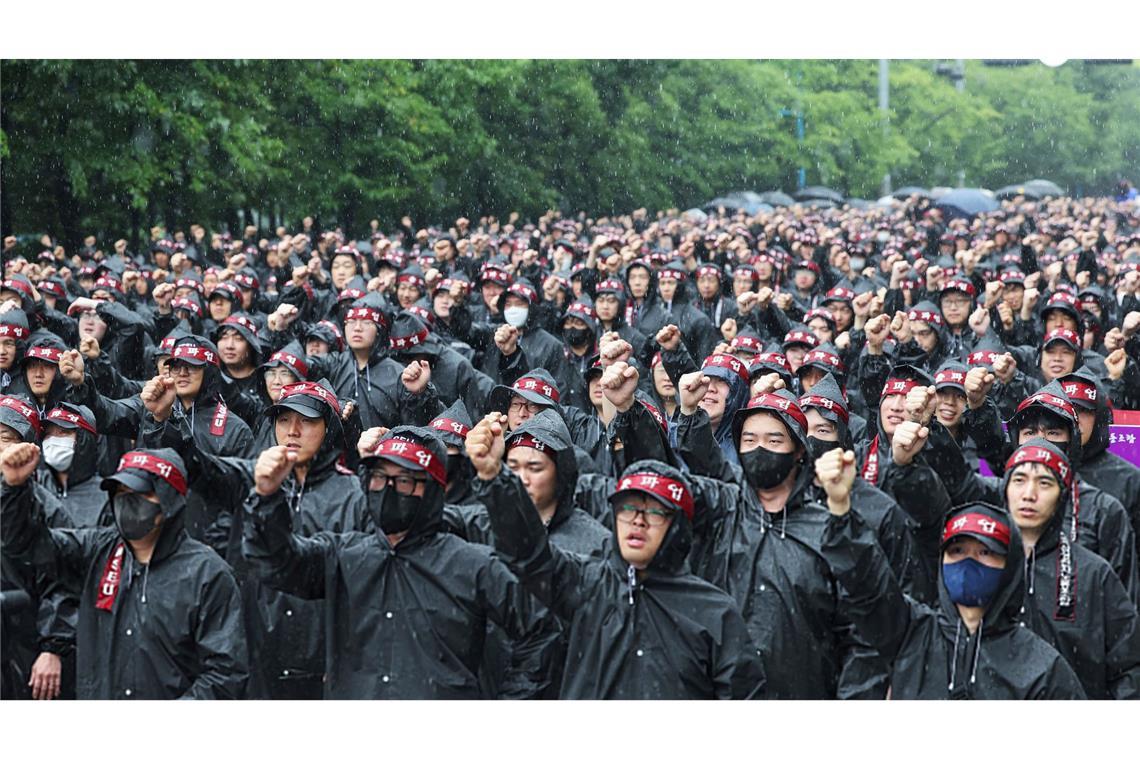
908;308;944;327
2;279;35;299
480;268;513;285
279;381;342;416
0;323;31;340
743;393;809;433
25;346;63;364
1006;444;1073;487
755;352;789;370
825;286;855;301
172;344;219;366
783;330;818;348
612;472;694;522
1060;378;1097;407
222;315;258;334
369;436;446;485
801;349;845;374
46;407;98;436
512;376;560;402
171;297;201;317
0;396;42;437
267;351;309;379
1016;390;1076;420
657;268;687;282
702;353;749;384
397;273;426;289
935;369;968;389
730;335;764;353
338;287;366;302
941;511;1011;553
233;273;259;290
507;433;556;459
696;265;721;280
391;328;431;350
967;350;1000;367
799;393;849;424
430;417;471;438
1043;328;1080;349
114;452;188;496
881;377;921;399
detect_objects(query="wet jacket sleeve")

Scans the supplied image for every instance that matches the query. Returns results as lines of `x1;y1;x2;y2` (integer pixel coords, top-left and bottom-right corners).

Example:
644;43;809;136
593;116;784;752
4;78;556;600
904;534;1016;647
820;510;915;664
182;564;249;699
961;397;1008;465
1098;565;1140;699
675;408;742;484
473;466;586;622
712;604;768;699
1;481;100;585
66;375;145;439
661;344;699;387
474;557;560;700
856;351;892;407
1094;496;1140;609
611;398;680;470
241;487;333;600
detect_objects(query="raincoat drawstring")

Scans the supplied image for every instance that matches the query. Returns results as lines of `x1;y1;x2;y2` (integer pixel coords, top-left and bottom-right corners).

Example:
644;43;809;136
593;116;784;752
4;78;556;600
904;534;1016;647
141;562;150;604
1025;548;1036;597
627;565;636;606
780;508;787;540
969;618;984;685
948;620;962;691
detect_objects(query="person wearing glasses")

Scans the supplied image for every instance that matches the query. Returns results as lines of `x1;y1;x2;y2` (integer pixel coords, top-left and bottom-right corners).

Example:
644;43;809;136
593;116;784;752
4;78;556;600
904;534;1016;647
465;409;766;699
241;424;559;699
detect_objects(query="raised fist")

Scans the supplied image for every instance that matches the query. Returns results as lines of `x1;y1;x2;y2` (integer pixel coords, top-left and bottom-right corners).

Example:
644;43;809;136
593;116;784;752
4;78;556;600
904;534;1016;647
678;371;711;415
655;324;682;352
255;445;296;497
997;302;1015;331
964;366;996;410
992;352;1018;384
600;361;639;412
494;324;520;356
968;306;991;338
905;385;937;425
1123;311;1140;338
141;375;178;422
755;287;774;310
1104;327;1125;352
864;314;891;353
599;337;633;367
401;360;432;395
852;291;875;319
775;293;794;312
1106;348;1128;381
889;311;911;344
465;413;507;480
815;448;856;515
720;318;738;342
58;350;85;387
2;442;41;486
356;426;391;460
736;291;760;314
891;420;929;467
750;371;785;397
152;283;176;311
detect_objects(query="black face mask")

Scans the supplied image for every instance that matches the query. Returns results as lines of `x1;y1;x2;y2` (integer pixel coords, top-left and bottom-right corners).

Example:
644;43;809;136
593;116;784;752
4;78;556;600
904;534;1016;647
564;327;592;348
739;446;799;490
807;436;840;461
113;493;162;541
367;488;420;535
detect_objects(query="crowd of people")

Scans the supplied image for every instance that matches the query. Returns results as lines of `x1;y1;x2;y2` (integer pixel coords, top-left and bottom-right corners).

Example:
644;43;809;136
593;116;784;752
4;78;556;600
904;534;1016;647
2;191;1140;700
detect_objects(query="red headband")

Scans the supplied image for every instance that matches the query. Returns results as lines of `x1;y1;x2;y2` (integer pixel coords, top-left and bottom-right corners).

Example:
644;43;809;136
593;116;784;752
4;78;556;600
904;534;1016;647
172;344;219;366
696;265;720;280
943;279;976;296
279;381;341;416
391;329;430;350
233;273;259;290
658;269;686;282
1061;379;1097;404
942;511;1011;549
480;268;512;285
596;278;626;293
513;376;560;402
1016;391;1075;420
744;393;809;433
344;307;388;327
267;351;309;379
115;452;188;496
175;277;204;293
784;330;818;348
565;302;596;321
881;377;921;399
2;278;34;299
1006;445;1073;488
371;436;446;485
430;417;471;438
0;396;42;437
25;346;63;364
730;335;763;352
1044;328;1079;347
967;350;1000;366
508;284;537;303
908;308;944;327
935;369;967;388
802;349;845;373
397;274;425;289
0;323;31;340
222;315;258;334
171;297;201;317
639;398;668;432
614;472;694;522
46;407;97;436
507;433;556;459
702;353;749;384
755;352;789;370
826;287;855;301
799;393;849;424
338;287;366;302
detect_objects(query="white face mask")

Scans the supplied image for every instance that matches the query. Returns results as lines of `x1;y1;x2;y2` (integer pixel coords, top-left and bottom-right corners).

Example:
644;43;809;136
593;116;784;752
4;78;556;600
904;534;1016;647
504;306;529;328
42;436;76;472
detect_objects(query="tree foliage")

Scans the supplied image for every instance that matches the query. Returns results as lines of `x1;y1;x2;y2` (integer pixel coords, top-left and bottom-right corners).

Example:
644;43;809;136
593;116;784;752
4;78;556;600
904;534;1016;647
2;59;1137;247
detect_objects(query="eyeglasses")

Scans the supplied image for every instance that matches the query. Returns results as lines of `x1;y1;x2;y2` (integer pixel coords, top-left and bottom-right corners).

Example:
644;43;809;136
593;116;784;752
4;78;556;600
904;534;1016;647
369;471;427;495
614;503;673;527
508;399;543;415
265;368;298;384
164;361;203;376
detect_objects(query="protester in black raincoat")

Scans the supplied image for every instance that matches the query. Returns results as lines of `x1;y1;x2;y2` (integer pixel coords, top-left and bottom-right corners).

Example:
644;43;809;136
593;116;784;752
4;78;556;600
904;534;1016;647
817;451;1086;699
0;445;249;699
241;425;560;698
467;409;766;699
35;402;105;528
636;262;719;366
1002;438;1140;699
0;309;33;394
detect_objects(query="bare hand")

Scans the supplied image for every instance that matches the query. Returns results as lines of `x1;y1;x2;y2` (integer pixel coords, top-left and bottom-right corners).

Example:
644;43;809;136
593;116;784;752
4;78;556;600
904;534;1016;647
968;306;991;338
58;349;85;386
356;426;391;459
141;376;178;422
905;385;937;424
992;352;1017;384
1106;348;1128;381
255;445;296;497
656;324;682;352
29;652;61;700
1123;311;1140;338
466;413;507;480
964;366;995;410
815;448;856;514
494;324;520;356
679;371;711;415
599;337;633;367
1;442;40;486
600;361;639;412
891;421;929;467
720;318;738;342
401;360;432;395
750;371;786;397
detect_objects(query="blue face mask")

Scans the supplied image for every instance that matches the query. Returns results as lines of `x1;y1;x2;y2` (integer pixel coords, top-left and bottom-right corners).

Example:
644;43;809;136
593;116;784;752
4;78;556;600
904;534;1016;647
943;557;1004;608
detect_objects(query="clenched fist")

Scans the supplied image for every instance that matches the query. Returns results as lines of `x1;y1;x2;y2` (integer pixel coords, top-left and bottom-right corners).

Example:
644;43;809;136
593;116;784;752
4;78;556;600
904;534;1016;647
992;352;1017;384
1;442;40;487
401;360;432;395
750;371;785;398
964;366;996;410
600;361;639;412
679;371;711;415
905;385;937;425
891;420;929;467
600;337;633;367
141;376;178;422
1106;348;1128;381
720;318;738;342
356;426;391;460
494;324;519;356
255;445;297;497
58;349;85;387
465;413;507;480
815;448;856;515
656;324;682;352
79;335;101;360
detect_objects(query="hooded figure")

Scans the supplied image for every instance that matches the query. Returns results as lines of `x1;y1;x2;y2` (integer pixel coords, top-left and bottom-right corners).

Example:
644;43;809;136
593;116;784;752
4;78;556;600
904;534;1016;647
0;447;249;699
590;277;649;364
634;261;718;365
480;278;566;383
1061;367;1140;556
35;403;106;528
0;309;33;393
475;456;766;699
7;334;69;416
212;313;264;426
240;425;560;698
1002;439;1140;699
821;498;1086;698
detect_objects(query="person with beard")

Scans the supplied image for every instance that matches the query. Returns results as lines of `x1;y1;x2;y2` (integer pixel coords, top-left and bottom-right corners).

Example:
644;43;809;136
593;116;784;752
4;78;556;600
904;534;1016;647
159;378;369;699
598;361;870;698
465;411;766;699
0;397;76;702
1002;439;1140;699
0;444;249;699
816;449;1086;699
1060;368;1140;556
241;425;559;698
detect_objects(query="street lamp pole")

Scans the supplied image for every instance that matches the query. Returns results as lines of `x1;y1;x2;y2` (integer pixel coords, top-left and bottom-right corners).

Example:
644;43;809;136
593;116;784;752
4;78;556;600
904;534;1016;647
879;59;891;197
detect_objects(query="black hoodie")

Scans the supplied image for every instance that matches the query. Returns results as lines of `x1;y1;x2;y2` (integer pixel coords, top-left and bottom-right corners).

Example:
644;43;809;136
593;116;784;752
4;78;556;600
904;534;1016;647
822;501;1086;699
475;458;767;699
1;448;249;699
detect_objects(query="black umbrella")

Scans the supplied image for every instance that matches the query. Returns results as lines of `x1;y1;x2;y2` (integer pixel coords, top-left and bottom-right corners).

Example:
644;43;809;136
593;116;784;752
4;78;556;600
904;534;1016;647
795;186;845;203
891;186;930;200
1024;179;1065;197
935;188;999;219
995;184;1043;201
757;190;796;207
